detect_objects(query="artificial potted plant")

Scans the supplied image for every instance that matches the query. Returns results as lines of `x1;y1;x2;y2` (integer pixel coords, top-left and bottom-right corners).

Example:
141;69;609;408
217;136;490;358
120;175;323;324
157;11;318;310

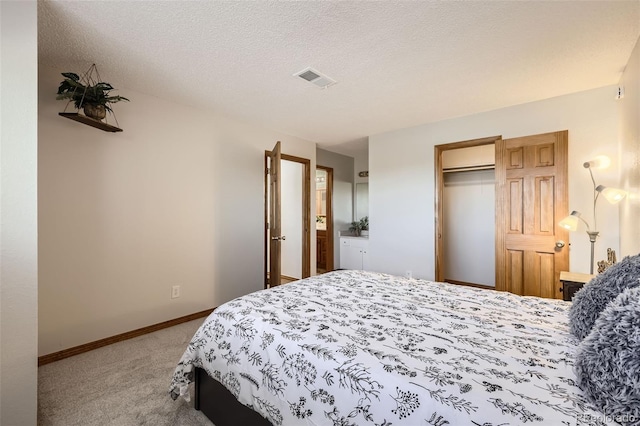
349;216;369;237
56;72;129;121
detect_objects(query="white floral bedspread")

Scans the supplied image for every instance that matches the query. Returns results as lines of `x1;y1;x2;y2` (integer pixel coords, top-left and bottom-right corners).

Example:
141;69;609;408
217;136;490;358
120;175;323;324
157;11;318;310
170;270;611;426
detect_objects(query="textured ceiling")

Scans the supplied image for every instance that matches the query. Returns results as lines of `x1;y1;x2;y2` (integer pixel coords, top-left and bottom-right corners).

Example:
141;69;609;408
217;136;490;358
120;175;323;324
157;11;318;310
39;1;640;150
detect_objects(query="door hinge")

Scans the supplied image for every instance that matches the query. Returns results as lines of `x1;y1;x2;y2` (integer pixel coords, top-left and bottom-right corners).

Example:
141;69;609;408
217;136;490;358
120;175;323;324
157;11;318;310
266;168;270;175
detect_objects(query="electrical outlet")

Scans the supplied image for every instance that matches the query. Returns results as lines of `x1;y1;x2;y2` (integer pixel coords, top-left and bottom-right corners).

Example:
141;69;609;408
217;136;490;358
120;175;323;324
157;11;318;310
171;285;180;299
405;270;412;279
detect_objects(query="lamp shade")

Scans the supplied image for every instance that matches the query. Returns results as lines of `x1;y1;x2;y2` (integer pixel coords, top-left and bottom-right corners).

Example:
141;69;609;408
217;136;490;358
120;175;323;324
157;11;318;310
596;185;627;204
559;211;581;231
583;155;611;169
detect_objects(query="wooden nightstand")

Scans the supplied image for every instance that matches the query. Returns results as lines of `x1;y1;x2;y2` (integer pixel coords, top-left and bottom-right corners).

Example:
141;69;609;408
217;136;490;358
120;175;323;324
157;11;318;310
560;271;595;301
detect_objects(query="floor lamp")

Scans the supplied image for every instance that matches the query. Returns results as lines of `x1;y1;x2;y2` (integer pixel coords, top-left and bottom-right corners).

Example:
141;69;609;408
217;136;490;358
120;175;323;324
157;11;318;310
559;156;627;274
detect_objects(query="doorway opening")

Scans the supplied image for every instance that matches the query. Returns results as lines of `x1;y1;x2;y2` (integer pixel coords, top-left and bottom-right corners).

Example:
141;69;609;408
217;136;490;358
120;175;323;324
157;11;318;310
316;166;334;274
264;150;311;288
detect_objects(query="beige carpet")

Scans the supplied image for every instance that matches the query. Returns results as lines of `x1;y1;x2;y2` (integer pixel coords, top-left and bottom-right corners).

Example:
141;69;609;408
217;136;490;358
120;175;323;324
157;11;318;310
38;319;213;426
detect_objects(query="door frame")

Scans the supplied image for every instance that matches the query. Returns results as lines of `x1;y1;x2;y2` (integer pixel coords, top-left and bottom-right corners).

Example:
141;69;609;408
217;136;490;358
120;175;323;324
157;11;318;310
264;151;311;288
434;135;501;283
316;165;334;272
495;131;569;297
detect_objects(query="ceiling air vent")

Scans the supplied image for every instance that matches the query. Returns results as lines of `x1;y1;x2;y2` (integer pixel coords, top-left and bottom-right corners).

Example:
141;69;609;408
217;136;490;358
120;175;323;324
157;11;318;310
293;67;336;89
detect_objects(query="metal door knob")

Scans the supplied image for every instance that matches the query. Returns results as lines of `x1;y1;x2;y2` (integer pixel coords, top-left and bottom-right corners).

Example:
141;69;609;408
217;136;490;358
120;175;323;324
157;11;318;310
555;240;565;248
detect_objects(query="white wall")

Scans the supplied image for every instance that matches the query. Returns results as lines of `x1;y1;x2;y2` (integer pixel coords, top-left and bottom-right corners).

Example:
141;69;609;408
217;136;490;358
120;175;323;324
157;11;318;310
316;148;354;267
0;1;38;424
280;160;303;278
354;141;369;185
38;65;316;356
619;36;640;256
370;86;621;279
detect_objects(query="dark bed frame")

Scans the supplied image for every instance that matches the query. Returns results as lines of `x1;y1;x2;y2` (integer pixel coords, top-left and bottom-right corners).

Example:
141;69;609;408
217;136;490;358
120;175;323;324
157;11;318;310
194;367;273;425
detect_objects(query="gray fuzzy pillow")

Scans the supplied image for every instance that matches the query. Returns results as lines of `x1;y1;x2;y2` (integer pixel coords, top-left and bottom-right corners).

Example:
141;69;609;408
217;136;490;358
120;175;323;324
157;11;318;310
569;254;640;340
574;286;640;423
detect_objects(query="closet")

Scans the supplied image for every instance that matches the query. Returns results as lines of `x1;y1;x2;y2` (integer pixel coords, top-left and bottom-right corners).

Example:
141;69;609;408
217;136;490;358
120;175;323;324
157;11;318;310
441;144;495;287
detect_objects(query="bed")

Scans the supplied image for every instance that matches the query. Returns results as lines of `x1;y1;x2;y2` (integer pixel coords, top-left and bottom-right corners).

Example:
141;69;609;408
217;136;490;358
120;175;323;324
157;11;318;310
170;270;613;425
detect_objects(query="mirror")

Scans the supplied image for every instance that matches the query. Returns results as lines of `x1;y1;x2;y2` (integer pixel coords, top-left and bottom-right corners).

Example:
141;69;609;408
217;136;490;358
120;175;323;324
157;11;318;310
355;183;368;220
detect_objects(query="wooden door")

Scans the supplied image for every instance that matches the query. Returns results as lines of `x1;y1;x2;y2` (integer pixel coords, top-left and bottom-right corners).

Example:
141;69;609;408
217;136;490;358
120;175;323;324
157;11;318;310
495;131;569;298
317;230;327;270
268;141;282;287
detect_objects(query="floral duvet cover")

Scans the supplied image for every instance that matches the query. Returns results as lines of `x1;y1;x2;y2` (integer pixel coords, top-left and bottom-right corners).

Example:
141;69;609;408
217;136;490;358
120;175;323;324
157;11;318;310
170;270;610;426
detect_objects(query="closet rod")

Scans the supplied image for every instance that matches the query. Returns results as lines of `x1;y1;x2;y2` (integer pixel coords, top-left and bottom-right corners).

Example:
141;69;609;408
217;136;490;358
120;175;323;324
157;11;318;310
443;164;495;173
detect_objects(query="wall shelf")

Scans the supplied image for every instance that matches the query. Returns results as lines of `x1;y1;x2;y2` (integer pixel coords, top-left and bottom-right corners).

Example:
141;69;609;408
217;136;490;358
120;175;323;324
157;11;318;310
58;112;123;133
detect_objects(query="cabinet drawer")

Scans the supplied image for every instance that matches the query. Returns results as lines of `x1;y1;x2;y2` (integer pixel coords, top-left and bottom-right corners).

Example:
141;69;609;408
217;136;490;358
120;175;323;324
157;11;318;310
341;237;368;248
